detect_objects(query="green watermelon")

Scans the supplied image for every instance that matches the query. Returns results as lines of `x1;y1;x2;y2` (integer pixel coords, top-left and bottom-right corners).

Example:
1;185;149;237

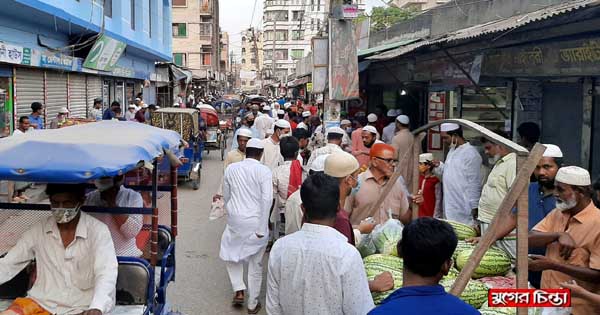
479;301;516;315
455;247;511;279
440;219;477;240
453;240;475;260
363;254;403;304
441;278;488;309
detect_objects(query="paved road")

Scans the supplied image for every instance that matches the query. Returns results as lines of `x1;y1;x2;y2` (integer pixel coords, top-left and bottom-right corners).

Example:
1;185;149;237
167;146;268;315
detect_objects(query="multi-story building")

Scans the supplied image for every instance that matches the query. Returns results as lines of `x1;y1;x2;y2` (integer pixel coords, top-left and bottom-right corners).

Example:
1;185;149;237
262;0;365;82
172;0;220;95
240;28;264;93
0;0;171;132
391;0;449;10
220;31;231;92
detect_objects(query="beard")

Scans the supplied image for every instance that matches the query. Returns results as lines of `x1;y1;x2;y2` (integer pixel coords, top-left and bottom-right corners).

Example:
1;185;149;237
538;177;555;189
556;197;577;212
364;140;375;148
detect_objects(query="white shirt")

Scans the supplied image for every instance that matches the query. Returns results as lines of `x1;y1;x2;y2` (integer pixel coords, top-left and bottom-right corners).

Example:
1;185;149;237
254;114;274;139
221;158;273;263
434;142;482;226
125;110;137;121
272;161;306;219
296;122;308;130
85;186;144;257
267;223;375;315
305;143;343;171
382;122;396;144
12;129;25;135
284;190;303;235
261;137;284;172
231;126;260;150
0;212;117;315
91;108;103;121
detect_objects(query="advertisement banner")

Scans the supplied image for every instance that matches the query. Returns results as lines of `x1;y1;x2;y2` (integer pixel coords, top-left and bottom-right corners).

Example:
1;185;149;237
83;34;127;71
0;44;29;65
40;52;74;71
239;70;257;80
329;19;359;101
312;37;328;94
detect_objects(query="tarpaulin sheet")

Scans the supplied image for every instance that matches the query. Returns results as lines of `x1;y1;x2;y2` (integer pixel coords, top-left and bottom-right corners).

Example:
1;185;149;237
0;121;181;183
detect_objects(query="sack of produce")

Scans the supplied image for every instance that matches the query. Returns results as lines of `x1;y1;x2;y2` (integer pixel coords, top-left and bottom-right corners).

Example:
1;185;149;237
357;233;377;258
372;214;403;256
440;219;477;240
455;247;511;279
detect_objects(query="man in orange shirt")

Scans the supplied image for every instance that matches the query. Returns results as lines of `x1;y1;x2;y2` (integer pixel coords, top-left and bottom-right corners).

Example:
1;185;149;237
351;117;370;169
529;166;600;315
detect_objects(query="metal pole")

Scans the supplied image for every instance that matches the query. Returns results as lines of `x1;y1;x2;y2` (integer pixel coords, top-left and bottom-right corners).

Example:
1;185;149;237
170;165;178;237
272;18;277;91
151;159;159;267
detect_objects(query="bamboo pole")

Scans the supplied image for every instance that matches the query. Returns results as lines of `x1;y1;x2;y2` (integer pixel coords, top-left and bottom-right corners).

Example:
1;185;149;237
449;143;545;296
516;155;530;315
411;133;426;221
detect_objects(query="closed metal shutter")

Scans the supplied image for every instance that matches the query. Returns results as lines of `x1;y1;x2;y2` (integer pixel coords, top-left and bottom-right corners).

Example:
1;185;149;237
15;68;44;118
87;75;102;114
45;72;68;128
69;73;87;118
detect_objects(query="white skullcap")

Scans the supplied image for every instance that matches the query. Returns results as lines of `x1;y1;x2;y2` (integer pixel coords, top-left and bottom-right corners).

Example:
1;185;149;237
284;103;292;109
251;104;259;109
173;103;180;107
247;138;264;149
325;152;359;178
263;105;271;111
543;144;563;158
362;125;378;135
156;106;161;109
135;98;141;101
128;104;136;109
440;123;460;132
340;119;351;125
326;127;346;135
387;109;398;117
396;115;409;125
275;119;291;129
419;153;434;163
195;104;202;109
367;113;378;123
237;128;253;138
244;112;254;119
59;107;69;114
277;109;285;115
272;102;279;107
374;139;385;144
142;103;149;108
302;111;311;118
555;166;591;186
310;154;330;172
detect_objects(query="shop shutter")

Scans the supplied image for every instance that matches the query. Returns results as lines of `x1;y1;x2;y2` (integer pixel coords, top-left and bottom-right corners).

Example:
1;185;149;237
69;73;87;118
86;75;102;114
45;71;68;128
14;67;44;118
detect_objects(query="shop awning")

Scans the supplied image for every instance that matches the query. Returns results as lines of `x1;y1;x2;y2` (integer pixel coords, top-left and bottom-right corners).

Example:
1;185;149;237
368;0;600;61
170;64;192;83
358;38;419;58
287;76;310;87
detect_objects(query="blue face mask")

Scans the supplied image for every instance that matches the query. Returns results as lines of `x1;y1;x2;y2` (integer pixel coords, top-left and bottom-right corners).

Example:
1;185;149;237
351;177;362;196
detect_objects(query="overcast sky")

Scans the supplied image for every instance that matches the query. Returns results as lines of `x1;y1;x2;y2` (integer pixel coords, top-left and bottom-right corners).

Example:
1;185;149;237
220;0;384;59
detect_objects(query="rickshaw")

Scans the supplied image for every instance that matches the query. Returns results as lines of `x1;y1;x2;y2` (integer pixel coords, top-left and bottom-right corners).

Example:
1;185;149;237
150;108;203;190
0;121;183;315
197;104;227;161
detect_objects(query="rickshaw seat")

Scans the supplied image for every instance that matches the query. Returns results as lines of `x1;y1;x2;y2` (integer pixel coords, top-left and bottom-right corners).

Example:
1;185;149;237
116;257;154;311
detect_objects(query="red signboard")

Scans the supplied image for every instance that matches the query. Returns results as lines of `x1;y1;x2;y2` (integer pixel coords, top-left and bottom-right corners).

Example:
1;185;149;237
488;289;571;308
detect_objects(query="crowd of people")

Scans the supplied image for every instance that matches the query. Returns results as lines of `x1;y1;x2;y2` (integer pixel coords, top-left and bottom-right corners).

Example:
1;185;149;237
216;100;600;314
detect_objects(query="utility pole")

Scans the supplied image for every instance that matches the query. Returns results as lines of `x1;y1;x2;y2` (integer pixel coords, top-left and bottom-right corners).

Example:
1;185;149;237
251;27;262;94
271;17;278;96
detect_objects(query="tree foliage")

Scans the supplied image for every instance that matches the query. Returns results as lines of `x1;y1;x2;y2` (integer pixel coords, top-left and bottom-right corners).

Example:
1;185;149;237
370;6;417;31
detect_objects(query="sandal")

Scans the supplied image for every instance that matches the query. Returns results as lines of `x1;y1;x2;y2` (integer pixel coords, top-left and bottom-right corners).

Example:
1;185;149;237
232;291;244;306
248;302;261;314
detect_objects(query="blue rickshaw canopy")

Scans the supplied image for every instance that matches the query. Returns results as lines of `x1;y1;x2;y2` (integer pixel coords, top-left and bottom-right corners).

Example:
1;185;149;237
0;121;182;183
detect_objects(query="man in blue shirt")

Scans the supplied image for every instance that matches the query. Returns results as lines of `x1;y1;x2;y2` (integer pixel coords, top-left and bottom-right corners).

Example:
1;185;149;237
528;144;562;288
28;102;44;129
369;218;479;315
102;101;121;120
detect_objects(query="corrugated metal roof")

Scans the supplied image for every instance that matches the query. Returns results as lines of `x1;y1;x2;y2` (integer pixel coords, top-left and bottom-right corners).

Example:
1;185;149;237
368;0;600;61
358;38;419;57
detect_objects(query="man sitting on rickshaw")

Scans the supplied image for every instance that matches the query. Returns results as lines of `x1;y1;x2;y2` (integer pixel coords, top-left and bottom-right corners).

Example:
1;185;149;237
0;183;118;315
85;175;144;257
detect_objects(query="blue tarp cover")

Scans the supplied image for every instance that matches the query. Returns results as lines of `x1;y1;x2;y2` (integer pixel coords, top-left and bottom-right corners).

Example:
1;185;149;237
0;121;182;183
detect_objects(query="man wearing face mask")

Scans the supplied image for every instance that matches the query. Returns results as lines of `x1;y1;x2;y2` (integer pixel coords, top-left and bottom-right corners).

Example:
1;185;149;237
305;127;345;172
476;133;517;262
528;166;600;315
261;119;291;172
232;112;259;151
346;143;411;226
0;183;117;315
432;123;482;226
340;119;353;153
85;175;144;257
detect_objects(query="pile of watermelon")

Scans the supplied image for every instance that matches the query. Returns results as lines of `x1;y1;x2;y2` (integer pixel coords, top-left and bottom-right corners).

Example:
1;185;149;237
363;219;515;310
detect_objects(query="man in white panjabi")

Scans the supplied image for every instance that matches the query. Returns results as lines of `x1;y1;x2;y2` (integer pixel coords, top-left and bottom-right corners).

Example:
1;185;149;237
433;123;482;226
220;138;273;314
254;105;274;139
296;111;311;130
261;119;291;172
305;127;345;171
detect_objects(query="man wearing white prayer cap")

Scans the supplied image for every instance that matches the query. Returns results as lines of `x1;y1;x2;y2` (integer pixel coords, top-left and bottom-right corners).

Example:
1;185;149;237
382;109;399;144
220;136;272;313
276;109;285;120
284;154;331;235
261;118;291;172
305;127;346;171
390;114;415;188
296;111;311;130
432;122;482;225
529;166;600;315
254;104;274;139
231;112;259;150
224;127;253;169
367;113;378;125
340;119;353;152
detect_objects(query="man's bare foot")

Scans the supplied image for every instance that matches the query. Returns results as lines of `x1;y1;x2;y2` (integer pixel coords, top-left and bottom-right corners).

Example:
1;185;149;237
232;290;245;306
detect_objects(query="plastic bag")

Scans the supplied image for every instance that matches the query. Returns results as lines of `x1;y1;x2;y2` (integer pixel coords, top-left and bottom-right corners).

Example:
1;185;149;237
209;197;226;221
357;233;377;258
372;210;403;256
